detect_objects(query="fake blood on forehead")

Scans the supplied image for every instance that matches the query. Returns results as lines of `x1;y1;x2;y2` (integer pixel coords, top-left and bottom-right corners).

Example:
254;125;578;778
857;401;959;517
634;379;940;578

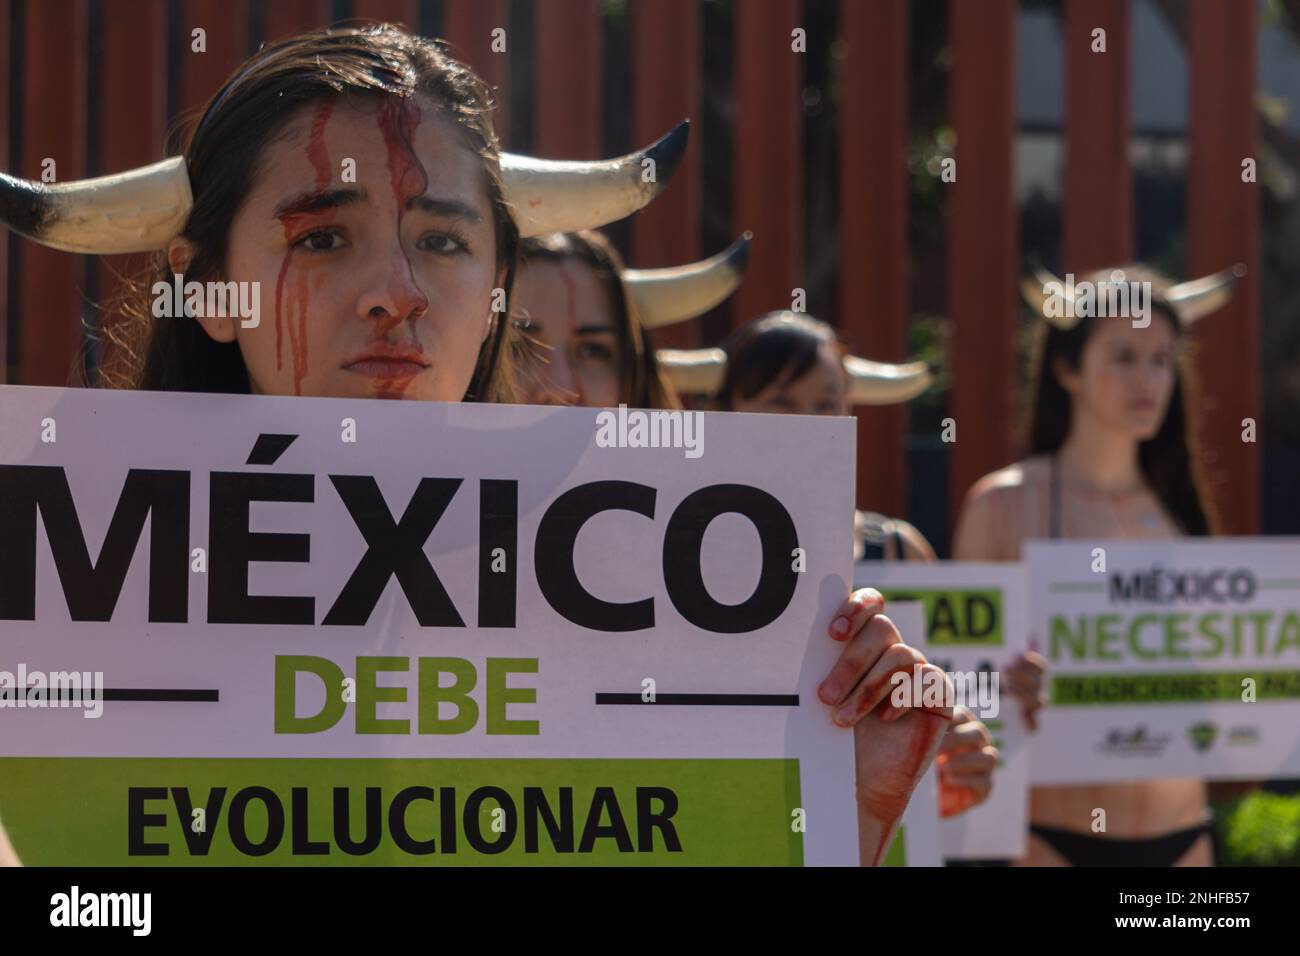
273;100;337;395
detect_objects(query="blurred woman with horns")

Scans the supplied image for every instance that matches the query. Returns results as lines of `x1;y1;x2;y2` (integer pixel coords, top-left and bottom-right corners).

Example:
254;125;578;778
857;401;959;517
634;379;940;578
953;261;1244;866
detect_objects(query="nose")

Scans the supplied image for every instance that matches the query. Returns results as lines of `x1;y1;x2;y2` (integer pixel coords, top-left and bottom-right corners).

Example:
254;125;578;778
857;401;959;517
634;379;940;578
356;240;429;336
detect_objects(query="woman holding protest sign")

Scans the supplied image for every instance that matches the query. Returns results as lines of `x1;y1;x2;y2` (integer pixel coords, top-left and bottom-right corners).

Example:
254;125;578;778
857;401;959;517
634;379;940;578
0;23;953;867
952;263;1242;866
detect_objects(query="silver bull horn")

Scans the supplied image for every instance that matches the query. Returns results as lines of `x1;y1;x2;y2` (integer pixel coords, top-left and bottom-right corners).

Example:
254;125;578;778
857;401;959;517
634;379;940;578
623;232;752;329
0;122;690;254
0;157;192;254
1020;260;1244;329
502;121;690;238
657;347;932;406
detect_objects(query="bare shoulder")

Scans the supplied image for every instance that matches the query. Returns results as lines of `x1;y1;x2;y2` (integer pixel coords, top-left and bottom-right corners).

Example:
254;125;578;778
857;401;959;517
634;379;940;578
953;457;1047;561
963;457;1044;508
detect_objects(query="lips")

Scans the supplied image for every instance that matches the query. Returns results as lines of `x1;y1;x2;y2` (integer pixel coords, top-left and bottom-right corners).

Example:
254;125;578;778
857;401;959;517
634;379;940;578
343;343;430;380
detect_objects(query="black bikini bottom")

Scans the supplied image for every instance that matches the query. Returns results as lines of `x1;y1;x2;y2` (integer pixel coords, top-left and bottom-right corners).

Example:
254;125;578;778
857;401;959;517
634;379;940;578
1028;822;1213;867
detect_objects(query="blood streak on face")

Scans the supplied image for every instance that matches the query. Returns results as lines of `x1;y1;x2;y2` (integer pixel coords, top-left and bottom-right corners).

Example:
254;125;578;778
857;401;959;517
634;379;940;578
274;99;336;395
370;96;429;400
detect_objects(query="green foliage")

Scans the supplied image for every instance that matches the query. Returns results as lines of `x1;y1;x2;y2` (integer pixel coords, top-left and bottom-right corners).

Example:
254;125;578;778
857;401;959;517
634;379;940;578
1213;791;1300;866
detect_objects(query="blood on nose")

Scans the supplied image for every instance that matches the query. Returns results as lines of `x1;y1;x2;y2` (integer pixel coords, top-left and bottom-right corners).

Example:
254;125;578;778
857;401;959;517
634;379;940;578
372;251;430;336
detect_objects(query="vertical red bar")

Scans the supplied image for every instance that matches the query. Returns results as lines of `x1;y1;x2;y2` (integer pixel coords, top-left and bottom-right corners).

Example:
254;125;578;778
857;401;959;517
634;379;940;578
948;0;1017;523
534;0;601;159
732;0;801;327
98;0;167;374
839;0;907;516
264;0;330;41
631;0;701;350
1187;1;1259;534
443;0;510;147
0;0;10;381
354;0;417;28
19;0;87;386
180;0;251;120
1064;0;1131;271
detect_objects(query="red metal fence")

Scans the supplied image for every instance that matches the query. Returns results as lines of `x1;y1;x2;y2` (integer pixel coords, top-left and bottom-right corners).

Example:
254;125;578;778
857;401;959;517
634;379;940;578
0;0;1261;540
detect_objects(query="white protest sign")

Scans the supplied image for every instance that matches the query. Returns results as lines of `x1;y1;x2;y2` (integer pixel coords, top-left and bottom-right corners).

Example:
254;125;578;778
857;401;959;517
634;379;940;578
1027;538;1300;784
856;565;1029;859
0;385;861;865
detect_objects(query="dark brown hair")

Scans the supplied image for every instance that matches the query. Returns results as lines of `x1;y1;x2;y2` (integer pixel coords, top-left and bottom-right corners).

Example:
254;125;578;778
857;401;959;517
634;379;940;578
714;312;846;409
516;230;680;410
101;22;520;402
1026;301;1214;536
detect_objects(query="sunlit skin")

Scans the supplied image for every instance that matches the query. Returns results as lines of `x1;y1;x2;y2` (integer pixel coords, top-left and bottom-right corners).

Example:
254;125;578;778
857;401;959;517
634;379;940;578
954;312;1210;865
172;94;506;402
511;259;622;407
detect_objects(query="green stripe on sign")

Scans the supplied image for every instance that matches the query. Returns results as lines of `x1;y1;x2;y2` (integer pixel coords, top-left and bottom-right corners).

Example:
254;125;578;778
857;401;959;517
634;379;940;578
1051;669;1300;705
0;757;804;867
876;588;1004;646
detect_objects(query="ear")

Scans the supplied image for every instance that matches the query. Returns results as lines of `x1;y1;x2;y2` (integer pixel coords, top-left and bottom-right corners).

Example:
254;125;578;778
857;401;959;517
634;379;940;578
166;236;237;344
166;237;197;275
1052;354;1081;395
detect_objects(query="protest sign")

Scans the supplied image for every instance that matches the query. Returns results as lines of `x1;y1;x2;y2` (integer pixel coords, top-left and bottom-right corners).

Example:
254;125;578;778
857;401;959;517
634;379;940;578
1027;539;1300;783
856;567;1029;859
0;385;861;865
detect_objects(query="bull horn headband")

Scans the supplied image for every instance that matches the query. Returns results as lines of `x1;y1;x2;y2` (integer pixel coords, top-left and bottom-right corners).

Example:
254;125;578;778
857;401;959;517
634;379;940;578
1020;261;1245;330
657;347;932;406
623;232;752;328
0;120;690;254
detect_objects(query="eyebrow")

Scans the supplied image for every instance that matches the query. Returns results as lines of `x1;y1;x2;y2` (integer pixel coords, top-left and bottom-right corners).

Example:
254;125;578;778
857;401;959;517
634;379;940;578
408;195;482;223
274;188;366;219
272;189;483;224
574;324;615;335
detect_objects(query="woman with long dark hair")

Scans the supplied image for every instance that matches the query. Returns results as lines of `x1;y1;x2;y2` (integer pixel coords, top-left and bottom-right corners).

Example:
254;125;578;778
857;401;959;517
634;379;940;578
953;263;1241;866
0;23;953;867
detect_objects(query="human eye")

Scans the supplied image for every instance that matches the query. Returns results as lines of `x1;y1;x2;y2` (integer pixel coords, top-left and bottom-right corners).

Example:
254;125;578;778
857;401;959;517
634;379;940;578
575;340;616;364
418;230;470;255
293;228;347;253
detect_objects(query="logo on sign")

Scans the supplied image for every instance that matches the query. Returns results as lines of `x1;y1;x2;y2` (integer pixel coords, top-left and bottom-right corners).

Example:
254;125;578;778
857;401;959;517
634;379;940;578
1187;721;1219;753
